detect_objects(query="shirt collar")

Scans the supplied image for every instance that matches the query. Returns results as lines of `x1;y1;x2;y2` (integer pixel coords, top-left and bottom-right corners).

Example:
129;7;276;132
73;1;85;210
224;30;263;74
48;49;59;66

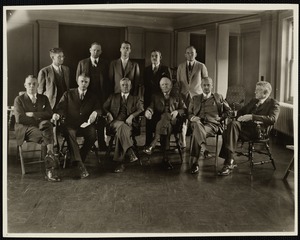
258;97;267;105
27;93;37;100
152;63;160;69
187;60;195;66
78;88;87;95
52;64;61;72
90;57;99;63
203;92;212;99
121;57;129;62
122;92;129;98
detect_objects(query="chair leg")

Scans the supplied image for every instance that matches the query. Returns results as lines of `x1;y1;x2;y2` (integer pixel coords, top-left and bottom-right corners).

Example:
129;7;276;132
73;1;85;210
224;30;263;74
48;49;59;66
265;142;276;170
248;142;254;174
215;134;219;171
283;156;294;180
18;145;26;175
106;136;114;158
93;144;101;164
175;134;183;164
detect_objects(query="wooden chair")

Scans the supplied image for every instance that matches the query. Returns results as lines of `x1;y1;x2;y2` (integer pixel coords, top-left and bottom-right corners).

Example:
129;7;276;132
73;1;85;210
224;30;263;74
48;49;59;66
17;141;45;175
236;121;276;174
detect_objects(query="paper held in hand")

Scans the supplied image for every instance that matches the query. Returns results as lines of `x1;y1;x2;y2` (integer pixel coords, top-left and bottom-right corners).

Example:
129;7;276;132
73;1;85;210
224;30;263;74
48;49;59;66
80;119;91;128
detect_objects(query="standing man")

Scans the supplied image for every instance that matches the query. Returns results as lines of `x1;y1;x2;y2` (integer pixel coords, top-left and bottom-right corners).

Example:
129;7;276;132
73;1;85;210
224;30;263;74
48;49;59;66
14;75;61;182
54;73;102;179
76;42;109;151
38;48;70;109
188;77;231;174
109;41;141;97
218;81;280;176
177;46;208;149
144;50;171;146
103;78;144;173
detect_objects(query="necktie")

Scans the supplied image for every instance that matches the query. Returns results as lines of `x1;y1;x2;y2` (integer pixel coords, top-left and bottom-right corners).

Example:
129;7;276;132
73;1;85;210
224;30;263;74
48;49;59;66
122;94;126;103
58;66;62;74
80;92;84;100
32;96;37;104
188;62;192;71
122;60;127;70
164;93;169;99
153;66;158;74
94;59;97;67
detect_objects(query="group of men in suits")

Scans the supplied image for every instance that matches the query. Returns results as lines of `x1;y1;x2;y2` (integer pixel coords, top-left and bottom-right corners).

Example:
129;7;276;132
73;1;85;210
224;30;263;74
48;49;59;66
13;40;280;181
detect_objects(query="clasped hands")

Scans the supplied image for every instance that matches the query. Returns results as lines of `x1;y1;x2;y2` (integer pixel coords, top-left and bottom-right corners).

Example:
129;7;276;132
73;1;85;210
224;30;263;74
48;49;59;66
106;113;134;126
145;109;178;120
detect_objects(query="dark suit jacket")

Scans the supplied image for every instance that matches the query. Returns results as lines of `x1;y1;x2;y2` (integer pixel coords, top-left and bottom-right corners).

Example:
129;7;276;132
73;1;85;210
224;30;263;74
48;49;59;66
237;97;280;126
109;59;140;96
37;65;70;109
147;91;186;123
188;93;232;121
103;93;144;127
143;64;171;108
14;93;53;145
76;58;110;105
56;88;102;129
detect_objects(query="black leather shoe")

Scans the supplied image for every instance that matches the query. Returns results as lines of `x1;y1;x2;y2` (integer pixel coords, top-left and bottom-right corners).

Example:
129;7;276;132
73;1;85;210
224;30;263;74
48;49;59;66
218;165;232;176
143;146;153;155
162;160;173;170
45;169;61;182
191;163;200;174
228;159;237;170
78;165;89;179
114;163;125;173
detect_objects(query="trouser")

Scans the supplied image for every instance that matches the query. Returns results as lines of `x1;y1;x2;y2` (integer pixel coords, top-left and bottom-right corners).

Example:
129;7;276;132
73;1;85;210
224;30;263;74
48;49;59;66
24;120;57;169
109;120;133;162
190;121;216;158
219;120;257;165
64;125;97;164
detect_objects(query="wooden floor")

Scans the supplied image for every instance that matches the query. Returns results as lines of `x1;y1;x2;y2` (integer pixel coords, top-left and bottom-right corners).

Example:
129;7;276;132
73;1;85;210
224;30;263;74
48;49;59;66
4;130;296;237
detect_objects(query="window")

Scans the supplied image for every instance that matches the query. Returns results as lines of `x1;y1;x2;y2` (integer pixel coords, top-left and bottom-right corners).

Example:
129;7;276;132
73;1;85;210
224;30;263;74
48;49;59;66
283;17;294;103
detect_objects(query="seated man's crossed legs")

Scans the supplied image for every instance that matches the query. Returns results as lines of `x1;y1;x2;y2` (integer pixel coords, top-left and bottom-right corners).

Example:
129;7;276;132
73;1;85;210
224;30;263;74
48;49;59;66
189;121;216;174
26;120;61;182
109;120;138;173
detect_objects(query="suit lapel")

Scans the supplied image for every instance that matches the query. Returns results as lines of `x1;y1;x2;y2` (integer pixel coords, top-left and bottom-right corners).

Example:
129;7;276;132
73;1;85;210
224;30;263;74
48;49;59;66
117;59;123;77
124;60;133;77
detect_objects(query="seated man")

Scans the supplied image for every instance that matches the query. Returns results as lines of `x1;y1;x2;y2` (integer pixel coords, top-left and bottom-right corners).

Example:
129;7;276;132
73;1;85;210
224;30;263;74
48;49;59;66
103;78;143;173
14;75;61;182
143;77;186;170
188;77;231;174
218;81;280;176
54;73;102;179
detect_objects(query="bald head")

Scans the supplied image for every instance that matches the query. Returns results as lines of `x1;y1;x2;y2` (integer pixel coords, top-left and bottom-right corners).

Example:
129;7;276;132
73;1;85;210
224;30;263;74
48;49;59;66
160;77;173;93
24;75;38;95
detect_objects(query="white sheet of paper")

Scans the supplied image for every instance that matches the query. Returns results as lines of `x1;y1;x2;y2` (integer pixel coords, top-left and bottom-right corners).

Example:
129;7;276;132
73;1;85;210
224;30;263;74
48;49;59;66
80;119;91;128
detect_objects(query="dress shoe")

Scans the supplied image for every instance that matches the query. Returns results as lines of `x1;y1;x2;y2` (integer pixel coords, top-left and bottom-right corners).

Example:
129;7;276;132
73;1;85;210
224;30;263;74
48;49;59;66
44;153;59;169
114;163;125;173
78;165;89;179
45;169;61;182
143;146;153;155
191;163;200;174
218;165;232;176
128;148;138;162
162;160;173;170
218;160;237;176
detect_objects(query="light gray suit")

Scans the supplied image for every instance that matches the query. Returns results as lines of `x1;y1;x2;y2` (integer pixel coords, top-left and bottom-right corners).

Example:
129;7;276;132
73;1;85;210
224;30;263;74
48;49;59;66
37;65;70;109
